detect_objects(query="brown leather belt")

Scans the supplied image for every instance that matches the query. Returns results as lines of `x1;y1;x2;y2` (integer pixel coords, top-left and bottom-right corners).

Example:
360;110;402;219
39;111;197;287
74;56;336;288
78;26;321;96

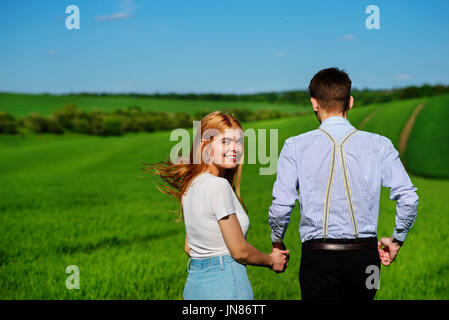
303;241;377;251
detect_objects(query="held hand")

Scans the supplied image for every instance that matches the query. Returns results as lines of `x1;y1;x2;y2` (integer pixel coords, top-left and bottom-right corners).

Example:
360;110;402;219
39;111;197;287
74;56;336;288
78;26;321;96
272;241;290;271
377;237;402;266
269;249;289;273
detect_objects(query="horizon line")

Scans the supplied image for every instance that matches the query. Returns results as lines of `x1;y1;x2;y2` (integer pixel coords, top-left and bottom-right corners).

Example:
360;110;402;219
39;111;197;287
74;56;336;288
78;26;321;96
1;83;448;97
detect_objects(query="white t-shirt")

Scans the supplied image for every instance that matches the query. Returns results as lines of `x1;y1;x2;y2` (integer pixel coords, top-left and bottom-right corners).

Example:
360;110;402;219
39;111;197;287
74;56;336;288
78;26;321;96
182;172;250;258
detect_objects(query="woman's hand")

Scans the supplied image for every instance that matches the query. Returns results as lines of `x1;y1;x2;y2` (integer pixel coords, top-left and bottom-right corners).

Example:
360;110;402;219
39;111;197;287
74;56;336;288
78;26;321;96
218;214;289;269
269;249;289;273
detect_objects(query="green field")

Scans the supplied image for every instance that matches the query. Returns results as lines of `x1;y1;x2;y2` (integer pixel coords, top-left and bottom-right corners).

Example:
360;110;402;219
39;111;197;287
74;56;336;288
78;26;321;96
0;92;309;118
1;95;448;299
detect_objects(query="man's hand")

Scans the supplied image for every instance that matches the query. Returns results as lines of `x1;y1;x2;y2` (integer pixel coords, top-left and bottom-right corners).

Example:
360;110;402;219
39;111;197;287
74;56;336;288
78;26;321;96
272;242;289;272
377;237;403;266
269;249;289;273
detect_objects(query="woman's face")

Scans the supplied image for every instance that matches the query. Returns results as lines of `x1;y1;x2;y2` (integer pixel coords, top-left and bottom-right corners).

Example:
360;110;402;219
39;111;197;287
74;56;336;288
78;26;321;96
204;127;244;170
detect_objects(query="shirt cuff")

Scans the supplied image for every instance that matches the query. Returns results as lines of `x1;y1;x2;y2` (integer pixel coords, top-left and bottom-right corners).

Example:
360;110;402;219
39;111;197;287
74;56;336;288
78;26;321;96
392;229;408;243
270;228;284;243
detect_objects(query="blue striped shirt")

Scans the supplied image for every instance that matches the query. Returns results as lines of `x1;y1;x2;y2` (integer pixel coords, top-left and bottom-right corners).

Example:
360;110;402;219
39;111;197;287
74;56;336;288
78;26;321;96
268;116;419;243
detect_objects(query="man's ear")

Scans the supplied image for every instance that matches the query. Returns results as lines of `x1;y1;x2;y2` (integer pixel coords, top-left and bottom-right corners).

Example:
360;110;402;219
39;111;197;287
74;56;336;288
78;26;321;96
311;97;319;112
348;96;354;111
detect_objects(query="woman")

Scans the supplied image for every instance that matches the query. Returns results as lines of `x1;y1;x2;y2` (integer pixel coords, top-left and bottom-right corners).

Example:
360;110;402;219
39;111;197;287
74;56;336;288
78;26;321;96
145;111;288;300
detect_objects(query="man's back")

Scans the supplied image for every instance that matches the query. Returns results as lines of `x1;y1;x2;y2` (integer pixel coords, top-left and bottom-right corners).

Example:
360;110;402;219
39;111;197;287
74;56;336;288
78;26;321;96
269;116;418;243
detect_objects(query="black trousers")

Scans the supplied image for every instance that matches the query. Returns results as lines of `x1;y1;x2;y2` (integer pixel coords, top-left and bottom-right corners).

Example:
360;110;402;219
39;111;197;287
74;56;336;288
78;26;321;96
299;237;381;300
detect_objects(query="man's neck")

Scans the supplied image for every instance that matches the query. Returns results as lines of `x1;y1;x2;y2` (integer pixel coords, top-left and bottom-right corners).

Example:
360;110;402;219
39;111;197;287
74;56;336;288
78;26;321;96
319;111;348;123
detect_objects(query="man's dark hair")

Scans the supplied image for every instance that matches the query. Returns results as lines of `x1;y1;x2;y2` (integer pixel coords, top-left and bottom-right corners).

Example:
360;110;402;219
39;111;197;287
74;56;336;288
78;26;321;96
308;67;352;113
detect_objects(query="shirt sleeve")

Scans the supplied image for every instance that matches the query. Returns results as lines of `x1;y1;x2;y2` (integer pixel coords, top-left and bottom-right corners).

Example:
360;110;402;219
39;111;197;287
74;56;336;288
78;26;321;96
268;138;299;243
380;137;419;242
206;177;236;221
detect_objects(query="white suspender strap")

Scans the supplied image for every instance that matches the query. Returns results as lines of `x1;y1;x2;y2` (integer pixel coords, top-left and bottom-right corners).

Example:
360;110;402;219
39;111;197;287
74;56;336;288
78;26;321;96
339;129;359;238
318;128;359;239
318;128;337;239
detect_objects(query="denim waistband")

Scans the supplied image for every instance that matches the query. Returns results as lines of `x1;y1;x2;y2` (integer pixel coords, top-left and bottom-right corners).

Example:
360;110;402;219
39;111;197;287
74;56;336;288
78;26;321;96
186;254;235;272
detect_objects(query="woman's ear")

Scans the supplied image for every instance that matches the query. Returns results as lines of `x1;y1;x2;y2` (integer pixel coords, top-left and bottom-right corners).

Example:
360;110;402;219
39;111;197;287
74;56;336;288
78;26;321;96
201;139;214;154
201;142;212;164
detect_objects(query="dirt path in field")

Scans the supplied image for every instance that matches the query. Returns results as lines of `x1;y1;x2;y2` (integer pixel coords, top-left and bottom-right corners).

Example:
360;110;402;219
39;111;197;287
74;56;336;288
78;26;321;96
358;109;381;129
398;102;426;155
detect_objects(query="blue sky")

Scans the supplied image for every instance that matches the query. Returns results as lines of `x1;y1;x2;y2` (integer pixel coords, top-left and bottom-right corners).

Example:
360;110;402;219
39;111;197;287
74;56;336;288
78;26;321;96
1;0;448;94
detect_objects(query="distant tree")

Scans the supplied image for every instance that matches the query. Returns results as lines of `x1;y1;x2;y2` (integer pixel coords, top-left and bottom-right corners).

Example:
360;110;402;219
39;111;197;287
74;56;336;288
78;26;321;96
251;109;281;121
0;112;18;134
53;104;81;130
193;110;211;121
124;116;142;132
102;115;126;136
23;112;49;133
47;115;64;134
173;112;192;128
398;86;420;99
72;118;91;134
127;105;142;114
226;108;254;122
156;112;177;130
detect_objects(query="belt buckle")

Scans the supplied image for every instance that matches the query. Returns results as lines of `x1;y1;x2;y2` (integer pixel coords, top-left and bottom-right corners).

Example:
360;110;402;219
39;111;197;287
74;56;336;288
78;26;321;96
327;243;344;251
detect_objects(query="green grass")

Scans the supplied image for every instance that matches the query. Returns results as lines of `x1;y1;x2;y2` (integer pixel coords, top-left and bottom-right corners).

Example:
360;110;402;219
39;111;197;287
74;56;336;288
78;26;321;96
354;98;427;148
403;94;449;178
0;92;309;118
0;97;448;299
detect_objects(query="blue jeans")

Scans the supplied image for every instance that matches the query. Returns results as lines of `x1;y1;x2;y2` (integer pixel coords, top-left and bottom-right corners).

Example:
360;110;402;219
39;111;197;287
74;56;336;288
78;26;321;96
183;254;254;300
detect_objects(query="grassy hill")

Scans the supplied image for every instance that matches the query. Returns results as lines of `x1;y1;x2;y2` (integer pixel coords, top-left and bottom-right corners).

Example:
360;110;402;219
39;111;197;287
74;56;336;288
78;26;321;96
1;95;448;299
403;94;449;178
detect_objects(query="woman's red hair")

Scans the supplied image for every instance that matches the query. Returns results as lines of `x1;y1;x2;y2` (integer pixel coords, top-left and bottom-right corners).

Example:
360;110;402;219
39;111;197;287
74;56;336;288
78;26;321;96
142;111;247;221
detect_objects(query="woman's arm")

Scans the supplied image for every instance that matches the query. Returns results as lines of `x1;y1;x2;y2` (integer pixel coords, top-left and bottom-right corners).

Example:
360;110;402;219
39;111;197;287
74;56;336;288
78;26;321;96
218;214;288;271
184;235;190;257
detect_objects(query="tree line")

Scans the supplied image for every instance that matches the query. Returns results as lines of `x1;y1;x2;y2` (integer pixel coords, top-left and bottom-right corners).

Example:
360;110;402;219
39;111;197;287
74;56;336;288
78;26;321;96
65;84;449;106
0;105;304;136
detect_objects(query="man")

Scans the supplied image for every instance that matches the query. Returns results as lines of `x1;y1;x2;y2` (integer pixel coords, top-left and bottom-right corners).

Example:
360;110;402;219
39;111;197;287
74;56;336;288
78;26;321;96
268;67;419;300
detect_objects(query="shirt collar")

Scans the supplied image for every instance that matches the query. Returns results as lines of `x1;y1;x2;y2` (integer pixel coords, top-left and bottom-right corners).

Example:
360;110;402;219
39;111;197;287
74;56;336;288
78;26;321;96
319;116;353;128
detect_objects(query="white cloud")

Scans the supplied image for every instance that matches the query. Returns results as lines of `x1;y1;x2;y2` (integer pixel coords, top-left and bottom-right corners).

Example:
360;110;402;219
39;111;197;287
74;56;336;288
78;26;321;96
96;0;136;21
122;81;135;88
274;51;285;57
120;0;137;14
343;34;356;41
96;12;132;21
395;74;412;81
